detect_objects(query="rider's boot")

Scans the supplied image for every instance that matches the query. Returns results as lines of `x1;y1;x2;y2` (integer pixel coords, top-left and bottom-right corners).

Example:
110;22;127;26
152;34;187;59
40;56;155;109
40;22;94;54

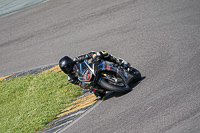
90;88;106;100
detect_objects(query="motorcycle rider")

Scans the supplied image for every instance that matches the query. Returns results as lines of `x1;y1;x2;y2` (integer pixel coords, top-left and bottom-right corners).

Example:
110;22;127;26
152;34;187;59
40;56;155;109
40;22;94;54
59;51;130;99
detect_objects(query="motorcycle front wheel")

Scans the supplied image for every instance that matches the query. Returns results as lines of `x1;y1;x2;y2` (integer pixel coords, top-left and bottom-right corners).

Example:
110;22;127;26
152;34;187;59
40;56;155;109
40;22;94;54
128;67;141;83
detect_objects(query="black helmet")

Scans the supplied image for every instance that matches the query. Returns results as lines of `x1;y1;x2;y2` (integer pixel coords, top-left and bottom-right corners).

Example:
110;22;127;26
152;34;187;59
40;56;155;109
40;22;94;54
59;56;74;74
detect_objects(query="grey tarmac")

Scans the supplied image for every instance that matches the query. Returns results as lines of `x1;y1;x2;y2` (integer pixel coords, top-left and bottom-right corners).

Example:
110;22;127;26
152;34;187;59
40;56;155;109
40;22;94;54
0;0;200;133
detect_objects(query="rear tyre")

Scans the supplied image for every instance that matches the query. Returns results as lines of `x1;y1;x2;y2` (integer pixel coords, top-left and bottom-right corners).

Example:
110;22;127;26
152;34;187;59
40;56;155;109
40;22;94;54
99;78;131;93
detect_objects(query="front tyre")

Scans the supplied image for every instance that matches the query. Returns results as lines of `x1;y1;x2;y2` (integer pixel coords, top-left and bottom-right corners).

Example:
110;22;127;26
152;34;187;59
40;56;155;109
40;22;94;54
128;67;141;83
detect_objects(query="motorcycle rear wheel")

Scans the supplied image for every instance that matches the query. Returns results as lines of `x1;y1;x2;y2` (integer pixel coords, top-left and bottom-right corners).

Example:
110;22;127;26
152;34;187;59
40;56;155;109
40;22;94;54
99;78;131;93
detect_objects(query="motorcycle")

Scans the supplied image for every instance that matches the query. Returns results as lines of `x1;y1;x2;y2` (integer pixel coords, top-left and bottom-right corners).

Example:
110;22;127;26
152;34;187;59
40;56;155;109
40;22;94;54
73;59;141;93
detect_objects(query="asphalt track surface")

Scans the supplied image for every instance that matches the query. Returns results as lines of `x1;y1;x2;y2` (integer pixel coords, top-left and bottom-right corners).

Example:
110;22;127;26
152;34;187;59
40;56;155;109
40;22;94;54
0;0;200;132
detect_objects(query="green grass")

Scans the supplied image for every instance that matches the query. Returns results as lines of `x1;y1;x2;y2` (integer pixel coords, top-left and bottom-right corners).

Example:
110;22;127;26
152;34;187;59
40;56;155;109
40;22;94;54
0;72;83;133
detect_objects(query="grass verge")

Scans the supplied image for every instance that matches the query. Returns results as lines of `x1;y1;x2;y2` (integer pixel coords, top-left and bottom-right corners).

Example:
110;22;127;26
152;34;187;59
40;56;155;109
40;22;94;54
0;72;83;133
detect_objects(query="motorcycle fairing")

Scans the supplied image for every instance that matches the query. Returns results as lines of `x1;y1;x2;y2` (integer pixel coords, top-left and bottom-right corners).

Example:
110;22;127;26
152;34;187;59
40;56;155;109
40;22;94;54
73;61;93;82
96;61;128;83
73;60;133;85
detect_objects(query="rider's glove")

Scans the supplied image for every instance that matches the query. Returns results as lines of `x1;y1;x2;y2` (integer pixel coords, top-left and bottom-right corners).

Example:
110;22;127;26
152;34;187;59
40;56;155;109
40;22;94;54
123;62;131;69
116;59;130;69
116;59;124;66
